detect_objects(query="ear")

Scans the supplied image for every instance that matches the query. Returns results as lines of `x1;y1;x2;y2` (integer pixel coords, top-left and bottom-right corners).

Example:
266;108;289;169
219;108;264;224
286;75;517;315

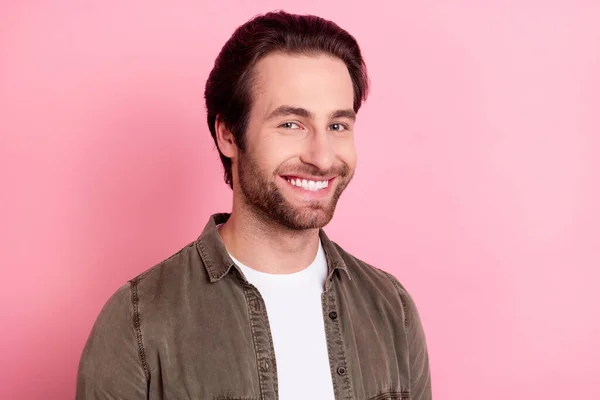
215;118;238;159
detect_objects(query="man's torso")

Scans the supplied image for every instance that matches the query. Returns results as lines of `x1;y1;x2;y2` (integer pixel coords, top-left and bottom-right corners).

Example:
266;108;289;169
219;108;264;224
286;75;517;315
76;213;430;400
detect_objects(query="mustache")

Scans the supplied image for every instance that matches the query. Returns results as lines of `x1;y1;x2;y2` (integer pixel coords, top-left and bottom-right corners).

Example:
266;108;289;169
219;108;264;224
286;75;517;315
277;163;351;178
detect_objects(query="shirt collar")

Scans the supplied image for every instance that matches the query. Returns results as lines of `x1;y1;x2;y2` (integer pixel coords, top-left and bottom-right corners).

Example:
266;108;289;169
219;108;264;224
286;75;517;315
196;213;351;283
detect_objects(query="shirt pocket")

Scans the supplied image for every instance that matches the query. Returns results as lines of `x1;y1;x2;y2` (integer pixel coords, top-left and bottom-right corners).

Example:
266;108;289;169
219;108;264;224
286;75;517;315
368;391;411;400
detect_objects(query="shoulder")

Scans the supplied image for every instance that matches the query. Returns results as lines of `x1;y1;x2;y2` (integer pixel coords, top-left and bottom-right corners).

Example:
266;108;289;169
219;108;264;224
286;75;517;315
331;240;408;291
129;239;207;298
85;283;135;339
91;239;211;338
84;237;204;347
330;240;419;327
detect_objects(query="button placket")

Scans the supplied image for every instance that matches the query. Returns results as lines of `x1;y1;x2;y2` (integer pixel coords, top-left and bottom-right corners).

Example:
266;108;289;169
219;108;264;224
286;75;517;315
261;358;270;372
244;285;278;400
322;280;353;399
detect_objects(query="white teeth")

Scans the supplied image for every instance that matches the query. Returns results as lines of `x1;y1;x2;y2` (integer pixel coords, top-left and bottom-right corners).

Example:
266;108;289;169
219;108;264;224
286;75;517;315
286;178;329;191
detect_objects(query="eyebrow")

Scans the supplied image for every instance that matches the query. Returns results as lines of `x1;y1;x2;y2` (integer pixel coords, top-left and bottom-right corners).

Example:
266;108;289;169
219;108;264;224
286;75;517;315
266;105;356;122
330;109;356;122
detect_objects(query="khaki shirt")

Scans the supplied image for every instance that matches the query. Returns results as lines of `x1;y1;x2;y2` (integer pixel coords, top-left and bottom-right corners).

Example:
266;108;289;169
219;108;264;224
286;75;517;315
77;213;432;400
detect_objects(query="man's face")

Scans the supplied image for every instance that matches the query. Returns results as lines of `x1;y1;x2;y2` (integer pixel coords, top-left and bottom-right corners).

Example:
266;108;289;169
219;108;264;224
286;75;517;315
234;52;358;230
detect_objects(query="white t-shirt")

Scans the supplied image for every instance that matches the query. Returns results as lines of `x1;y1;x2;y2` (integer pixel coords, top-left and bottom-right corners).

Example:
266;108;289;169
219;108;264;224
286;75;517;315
227;240;335;400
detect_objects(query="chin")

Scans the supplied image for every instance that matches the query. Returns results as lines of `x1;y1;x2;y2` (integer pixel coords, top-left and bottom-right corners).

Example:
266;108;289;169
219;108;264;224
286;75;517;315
281;206;335;230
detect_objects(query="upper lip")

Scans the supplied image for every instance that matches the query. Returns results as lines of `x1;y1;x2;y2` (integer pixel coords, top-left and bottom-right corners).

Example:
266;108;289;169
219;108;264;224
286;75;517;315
282;174;336;181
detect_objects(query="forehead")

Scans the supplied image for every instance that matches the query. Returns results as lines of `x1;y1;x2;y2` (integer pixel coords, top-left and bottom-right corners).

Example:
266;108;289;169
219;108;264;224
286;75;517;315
250;52;355;117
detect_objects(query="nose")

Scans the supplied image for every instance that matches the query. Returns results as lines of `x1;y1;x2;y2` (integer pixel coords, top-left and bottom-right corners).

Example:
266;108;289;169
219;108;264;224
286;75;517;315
299;129;335;172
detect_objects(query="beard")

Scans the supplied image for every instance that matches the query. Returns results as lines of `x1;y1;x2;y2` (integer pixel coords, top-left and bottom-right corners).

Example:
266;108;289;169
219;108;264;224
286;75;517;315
236;149;354;230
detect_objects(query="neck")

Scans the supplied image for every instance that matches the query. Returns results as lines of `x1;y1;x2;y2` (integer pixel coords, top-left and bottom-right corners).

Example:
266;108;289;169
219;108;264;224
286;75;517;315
218;200;320;275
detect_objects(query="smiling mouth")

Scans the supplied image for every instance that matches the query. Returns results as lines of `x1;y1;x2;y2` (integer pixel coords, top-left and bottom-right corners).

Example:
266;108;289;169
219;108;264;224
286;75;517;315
283;176;333;192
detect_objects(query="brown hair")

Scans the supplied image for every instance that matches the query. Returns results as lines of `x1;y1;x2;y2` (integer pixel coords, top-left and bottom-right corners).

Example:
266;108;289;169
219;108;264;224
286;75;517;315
204;10;369;188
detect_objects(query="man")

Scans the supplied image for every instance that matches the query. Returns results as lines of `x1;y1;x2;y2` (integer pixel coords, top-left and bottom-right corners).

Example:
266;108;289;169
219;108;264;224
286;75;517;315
77;10;431;400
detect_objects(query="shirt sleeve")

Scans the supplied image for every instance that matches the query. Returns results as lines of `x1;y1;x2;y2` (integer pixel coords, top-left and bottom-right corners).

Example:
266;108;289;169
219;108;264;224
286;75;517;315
384;272;432;400
76;283;148;400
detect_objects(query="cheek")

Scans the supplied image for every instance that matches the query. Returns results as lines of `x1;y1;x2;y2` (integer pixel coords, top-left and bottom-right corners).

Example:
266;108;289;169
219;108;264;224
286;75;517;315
252;135;298;169
335;137;358;168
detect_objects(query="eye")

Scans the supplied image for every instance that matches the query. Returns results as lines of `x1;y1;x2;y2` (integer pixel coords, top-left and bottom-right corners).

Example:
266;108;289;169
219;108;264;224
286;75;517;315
279;122;302;130
328;123;348;132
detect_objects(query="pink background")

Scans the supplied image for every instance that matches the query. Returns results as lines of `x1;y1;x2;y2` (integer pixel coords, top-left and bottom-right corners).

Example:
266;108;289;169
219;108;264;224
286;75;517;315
1;1;599;399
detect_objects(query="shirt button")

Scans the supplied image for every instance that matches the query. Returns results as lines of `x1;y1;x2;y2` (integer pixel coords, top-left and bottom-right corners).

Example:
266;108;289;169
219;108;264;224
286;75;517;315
336;366;346;376
328;311;338;320
262;359;270;371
